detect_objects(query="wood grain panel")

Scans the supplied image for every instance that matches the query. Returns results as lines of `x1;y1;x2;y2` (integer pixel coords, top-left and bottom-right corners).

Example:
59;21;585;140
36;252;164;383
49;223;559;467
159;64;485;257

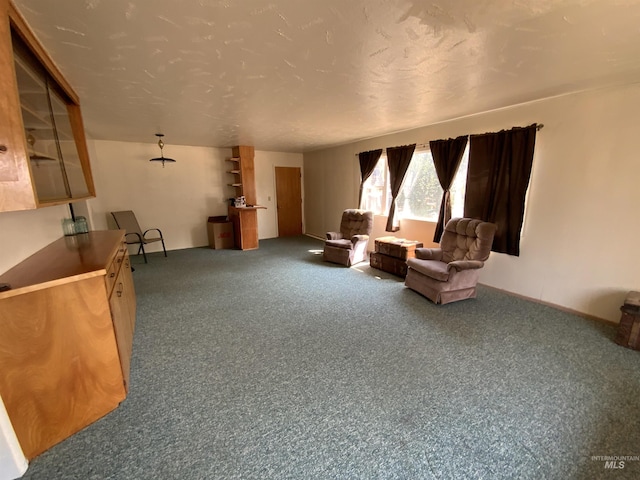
232;145;256;205
122;251;137;331
109;268;133;392
275;166;303;236
0;230;124;299
228;206;259;250
0;0;36;210
66;103;96;198
105;241;126;297
0;276;126;459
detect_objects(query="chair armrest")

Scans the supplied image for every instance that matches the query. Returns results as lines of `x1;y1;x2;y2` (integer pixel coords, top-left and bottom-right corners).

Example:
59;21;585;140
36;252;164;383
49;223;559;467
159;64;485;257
326;232;342;240
415;248;443;261
448;260;484;272
143;228;164;239
124;232;143;244
351;234;369;243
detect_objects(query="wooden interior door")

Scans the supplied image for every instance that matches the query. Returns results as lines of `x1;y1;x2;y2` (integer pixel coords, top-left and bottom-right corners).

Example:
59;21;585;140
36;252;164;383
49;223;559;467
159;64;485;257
275;167;302;237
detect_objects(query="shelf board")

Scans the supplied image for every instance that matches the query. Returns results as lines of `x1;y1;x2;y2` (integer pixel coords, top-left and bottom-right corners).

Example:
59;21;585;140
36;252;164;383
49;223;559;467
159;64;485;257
20;106;73;142
14;54;46;93
29;151;57;162
21;104;49;129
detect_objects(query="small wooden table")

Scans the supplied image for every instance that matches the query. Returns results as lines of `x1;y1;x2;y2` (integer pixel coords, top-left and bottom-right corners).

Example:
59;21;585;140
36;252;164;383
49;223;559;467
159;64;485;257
370;236;423;277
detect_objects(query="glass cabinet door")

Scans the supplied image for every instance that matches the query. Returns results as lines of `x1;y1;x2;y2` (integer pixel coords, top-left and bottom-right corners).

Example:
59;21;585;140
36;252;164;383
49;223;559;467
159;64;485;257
12;31;90;203
49;90;90;198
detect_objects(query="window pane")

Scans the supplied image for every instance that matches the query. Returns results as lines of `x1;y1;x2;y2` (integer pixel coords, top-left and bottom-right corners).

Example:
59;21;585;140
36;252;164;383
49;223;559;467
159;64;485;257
360;145;468;221
360;156;386;214
50;91;90;198
14;47;69;201
396;150;441;222
450;145;469;219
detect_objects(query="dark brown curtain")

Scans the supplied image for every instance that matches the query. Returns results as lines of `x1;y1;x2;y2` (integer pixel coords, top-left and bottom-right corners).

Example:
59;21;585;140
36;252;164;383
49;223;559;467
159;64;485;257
430;135;468;242
385;144;416;232
358;149;383;207
464;124;537;256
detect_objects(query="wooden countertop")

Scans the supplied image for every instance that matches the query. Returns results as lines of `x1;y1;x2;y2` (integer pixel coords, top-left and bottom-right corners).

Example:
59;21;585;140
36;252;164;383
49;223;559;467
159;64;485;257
0;230;124;299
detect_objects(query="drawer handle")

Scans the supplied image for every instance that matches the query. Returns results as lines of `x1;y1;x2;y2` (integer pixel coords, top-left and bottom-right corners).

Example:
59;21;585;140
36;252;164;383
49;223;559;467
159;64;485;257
117;282;124;297
0;145;7;154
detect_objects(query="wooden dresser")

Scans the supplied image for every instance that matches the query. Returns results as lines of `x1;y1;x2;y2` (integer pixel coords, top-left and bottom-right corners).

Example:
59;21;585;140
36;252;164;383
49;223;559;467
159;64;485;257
0;230;136;459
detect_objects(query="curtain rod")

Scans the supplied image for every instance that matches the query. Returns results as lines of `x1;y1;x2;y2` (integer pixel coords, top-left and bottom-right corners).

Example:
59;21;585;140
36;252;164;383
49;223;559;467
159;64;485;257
355;124;543;155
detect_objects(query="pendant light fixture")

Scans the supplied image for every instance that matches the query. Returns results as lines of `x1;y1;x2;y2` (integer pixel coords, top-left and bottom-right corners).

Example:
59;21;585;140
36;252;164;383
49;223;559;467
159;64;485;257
150;133;176;167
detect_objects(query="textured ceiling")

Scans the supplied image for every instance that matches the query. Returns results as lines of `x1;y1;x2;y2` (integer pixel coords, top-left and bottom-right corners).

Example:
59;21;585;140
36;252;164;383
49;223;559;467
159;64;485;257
11;0;640;152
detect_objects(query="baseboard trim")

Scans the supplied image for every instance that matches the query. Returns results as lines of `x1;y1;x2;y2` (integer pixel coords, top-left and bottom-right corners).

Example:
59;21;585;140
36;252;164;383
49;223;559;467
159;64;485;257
305;233;324;241
479;283;619;327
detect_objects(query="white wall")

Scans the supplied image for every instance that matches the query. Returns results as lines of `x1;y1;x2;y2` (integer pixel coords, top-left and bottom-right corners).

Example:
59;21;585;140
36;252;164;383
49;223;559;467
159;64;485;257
0;143;303;273
0;142;304;271
304;83;640;323
0;205;71;275
254;150;304;238
86;140;232;252
85;141;303;251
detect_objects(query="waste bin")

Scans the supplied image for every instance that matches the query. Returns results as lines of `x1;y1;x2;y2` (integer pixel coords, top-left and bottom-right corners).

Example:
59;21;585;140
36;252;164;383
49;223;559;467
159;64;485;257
207;216;234;249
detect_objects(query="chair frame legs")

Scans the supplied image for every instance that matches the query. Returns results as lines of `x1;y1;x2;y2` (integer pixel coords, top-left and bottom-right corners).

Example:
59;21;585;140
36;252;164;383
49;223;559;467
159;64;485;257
158;237;168;257
134;238;167;264
126;232;167;264
136;243;148;264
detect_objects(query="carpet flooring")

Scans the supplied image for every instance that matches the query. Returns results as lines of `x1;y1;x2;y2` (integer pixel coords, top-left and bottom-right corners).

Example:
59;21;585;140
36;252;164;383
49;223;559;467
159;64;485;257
21;235;640;479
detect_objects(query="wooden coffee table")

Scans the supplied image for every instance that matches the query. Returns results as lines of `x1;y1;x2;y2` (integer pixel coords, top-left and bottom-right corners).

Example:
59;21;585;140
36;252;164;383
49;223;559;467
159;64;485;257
370;236;423;277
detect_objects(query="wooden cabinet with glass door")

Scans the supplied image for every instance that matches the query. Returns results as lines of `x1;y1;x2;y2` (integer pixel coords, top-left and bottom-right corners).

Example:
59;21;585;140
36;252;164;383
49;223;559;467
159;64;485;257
0;0;95;212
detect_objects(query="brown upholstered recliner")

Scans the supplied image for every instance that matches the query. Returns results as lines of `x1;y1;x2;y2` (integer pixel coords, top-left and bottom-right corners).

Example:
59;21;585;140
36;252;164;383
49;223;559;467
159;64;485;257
323;209;374;266
405;218;497;304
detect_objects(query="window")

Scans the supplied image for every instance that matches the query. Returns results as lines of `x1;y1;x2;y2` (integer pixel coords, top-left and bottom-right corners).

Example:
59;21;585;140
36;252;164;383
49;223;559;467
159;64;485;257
449;147;468;219
360;155;389;214
360;145;469;222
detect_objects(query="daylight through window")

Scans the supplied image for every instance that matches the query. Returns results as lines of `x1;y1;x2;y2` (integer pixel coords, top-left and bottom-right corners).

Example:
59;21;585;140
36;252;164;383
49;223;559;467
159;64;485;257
360;145;469;222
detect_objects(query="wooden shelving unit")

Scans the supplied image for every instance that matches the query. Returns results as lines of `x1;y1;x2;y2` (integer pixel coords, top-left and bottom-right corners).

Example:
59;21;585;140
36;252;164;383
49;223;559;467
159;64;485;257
226;147;256;205
226;157;241;190
226;145;264;250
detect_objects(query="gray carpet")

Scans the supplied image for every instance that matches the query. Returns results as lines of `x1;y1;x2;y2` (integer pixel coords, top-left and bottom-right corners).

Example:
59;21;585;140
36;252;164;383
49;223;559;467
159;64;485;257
22;236;640;479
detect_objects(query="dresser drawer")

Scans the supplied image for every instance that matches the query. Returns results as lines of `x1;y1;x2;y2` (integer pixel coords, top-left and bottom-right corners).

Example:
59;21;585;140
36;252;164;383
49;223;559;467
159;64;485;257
105;241;126;295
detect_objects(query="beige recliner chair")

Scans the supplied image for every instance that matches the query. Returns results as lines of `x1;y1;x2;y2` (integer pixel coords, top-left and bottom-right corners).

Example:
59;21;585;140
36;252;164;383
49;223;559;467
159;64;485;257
405;217;496;304
323;209;373;266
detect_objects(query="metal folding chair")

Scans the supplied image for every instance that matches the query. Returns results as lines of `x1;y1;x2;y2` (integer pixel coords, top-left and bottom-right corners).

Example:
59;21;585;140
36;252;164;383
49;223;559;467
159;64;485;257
111;210;167;263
